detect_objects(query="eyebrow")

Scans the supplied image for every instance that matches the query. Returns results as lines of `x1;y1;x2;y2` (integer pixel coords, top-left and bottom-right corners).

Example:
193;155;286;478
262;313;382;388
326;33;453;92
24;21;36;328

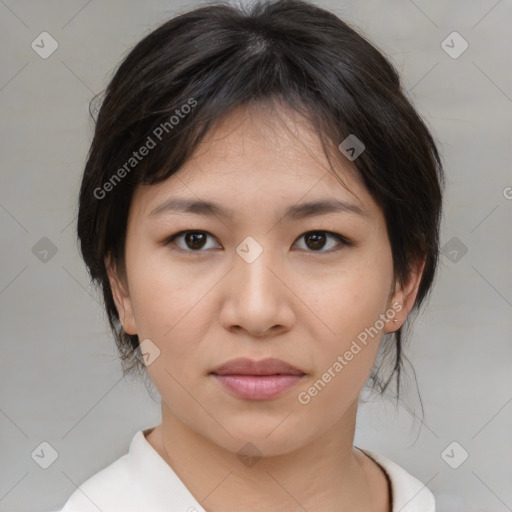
148;197;369;221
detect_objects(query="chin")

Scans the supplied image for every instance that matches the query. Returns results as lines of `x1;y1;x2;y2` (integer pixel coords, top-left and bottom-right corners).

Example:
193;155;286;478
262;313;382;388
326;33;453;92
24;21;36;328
199;418;312;458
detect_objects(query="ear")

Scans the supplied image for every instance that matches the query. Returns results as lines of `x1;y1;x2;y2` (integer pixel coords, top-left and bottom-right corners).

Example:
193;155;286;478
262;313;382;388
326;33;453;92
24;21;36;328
384;256;426;333
105;254;138;335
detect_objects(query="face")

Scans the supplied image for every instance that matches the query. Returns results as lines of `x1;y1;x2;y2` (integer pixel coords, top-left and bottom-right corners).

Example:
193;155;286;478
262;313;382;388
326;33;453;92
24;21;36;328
107;103;422;456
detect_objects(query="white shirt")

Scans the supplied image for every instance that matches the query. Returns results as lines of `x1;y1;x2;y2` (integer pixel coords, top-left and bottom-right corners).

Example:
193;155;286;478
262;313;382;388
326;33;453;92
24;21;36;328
52;426;435;512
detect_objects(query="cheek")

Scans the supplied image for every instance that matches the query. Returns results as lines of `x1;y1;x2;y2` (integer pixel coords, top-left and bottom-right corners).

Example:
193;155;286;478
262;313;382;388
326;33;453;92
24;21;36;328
126;241;203;328
295;251;393;404
303;251;394;345
295;267;391;418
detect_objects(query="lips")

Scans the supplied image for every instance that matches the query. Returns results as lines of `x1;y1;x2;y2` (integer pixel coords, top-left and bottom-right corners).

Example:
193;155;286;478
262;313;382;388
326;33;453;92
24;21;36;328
211;357;305;377
211;357;305;400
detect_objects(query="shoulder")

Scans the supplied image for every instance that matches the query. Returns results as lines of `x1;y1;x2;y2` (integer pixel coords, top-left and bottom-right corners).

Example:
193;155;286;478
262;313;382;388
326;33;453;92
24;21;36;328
359;448;436;512
56;451;134;512
52;427;204;512
53;429;150;512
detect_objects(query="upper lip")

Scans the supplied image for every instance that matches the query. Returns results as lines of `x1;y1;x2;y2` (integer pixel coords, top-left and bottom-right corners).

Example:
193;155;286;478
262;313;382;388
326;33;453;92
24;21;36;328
211;357;305;376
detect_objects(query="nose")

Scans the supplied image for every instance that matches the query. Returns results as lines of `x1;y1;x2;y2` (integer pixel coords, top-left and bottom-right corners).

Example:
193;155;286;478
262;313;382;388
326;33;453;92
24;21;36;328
219;246;296;338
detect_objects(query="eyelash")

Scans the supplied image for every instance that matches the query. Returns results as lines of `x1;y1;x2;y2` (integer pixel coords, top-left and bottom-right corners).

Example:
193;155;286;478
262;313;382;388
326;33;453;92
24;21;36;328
163;230;352;254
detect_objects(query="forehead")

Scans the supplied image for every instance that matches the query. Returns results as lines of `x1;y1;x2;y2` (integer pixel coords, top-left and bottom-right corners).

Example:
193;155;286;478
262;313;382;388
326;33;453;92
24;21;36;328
181;103;360;182
132;103;377;219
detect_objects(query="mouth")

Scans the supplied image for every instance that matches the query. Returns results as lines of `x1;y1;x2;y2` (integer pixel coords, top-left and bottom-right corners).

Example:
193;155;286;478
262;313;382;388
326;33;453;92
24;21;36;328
210;357;305;400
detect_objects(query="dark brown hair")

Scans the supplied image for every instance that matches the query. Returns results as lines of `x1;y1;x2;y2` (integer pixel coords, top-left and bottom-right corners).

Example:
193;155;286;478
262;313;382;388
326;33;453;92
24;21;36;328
77;0;444;401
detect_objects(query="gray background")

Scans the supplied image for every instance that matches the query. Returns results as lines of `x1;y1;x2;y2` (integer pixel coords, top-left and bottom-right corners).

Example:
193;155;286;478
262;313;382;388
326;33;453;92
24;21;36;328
0;1;511;511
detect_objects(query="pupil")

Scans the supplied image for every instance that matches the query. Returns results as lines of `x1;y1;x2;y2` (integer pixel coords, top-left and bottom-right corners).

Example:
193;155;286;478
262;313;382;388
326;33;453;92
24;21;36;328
306;232;325;250
186;232;206;249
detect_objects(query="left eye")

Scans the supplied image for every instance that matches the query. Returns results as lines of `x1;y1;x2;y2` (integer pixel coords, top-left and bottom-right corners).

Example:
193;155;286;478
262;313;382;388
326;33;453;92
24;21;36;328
294;231;348;252
164;230;349;253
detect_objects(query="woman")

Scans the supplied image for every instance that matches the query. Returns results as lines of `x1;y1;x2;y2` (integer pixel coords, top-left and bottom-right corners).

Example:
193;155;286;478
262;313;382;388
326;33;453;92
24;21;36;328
57;0;444;510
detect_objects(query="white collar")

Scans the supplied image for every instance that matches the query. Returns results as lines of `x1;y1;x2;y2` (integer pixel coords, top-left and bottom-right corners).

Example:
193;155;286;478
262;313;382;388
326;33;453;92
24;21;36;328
58;426;435;512
357;447;436;511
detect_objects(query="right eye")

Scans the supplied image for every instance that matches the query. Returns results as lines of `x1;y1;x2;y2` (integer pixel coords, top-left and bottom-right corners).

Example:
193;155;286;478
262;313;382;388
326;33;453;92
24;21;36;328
164;230;222;252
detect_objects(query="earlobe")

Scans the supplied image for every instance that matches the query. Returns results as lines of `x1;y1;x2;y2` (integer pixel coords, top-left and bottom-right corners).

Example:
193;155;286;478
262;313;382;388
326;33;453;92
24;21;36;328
104;254;138;335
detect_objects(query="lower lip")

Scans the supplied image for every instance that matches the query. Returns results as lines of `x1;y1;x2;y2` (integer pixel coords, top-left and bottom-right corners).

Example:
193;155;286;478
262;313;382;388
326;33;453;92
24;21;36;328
212;374;304;400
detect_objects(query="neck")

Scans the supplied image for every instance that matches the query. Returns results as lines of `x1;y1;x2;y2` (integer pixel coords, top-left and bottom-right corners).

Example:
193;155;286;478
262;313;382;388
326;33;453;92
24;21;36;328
145;399;389;512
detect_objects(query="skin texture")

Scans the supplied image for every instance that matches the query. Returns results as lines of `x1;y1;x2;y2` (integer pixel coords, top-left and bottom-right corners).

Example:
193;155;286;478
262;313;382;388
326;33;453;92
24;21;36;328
106;103;424;512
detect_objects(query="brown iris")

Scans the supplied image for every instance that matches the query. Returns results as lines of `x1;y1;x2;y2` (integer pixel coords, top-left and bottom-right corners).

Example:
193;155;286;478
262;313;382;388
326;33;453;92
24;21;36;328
185;232;208;250
304;232;326;250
